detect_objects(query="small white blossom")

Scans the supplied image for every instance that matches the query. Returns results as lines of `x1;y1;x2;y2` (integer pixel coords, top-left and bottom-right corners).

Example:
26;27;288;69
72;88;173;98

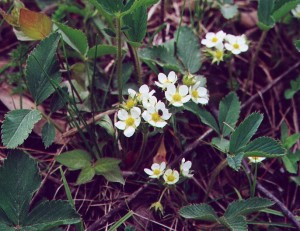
291;4;300;18
142;101;172;128
115;107;141;137
180;158;193;178
224;34;248;55
155;71;178;89
142;95;157;109
248;157;266;163
211;46;225;64
201;30;226;48
144;162;166;178
128;84;155;102
189;82;209;105
165;84;191;107
163;169;179;184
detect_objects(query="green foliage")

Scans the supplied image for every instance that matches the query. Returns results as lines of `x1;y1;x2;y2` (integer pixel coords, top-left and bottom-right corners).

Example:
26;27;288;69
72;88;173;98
0;151;80;230
295;40;300;52
42;122;56;148
25;33;61;105
220;3;238;19
284;76;300;99
76;166;96;185
97;115;115;137
227;153;244;171
219;215;247;231
55;149;92;170
1;109;42;148
87;44;118;59
179;204;218;221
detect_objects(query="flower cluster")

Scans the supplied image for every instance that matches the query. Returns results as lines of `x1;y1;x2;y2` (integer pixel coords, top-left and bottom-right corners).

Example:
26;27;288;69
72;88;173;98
201;30;249;64
291;4;300;18
115;71;209;137
144;158;193;185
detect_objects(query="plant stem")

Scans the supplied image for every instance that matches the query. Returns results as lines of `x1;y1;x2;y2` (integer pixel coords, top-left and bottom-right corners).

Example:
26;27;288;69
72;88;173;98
132;130;149;170
116;15;123;102
251;163;258;197
130;45;143;86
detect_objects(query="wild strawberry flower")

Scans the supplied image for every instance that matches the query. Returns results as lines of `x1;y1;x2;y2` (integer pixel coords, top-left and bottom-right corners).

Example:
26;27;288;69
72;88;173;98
291;4;300;18
144;162;166;178
165;84;191;107
189;82;209;105
128;84;155;102
115;107;141;137
142;101;172;128
210;46;225;64
201;30;226;48
163;169;179;184
155;71;178;90
142;95;158;109
224;34;248;55
180;158;193;178
248;156;266;163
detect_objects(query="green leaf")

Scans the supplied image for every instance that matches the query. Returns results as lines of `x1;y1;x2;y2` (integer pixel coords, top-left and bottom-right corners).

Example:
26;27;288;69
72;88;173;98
93;0;134;15
0;151;40;224
76;166;95;185
179;204;218;222
175;26;201;74
184;102;220;135
94;158;124;185
243;137;286;158
284;89;296;99
290;176;300;186
54;22;89;57
0;223;15;231
218;92;241;136
229;113;263;153
50;87;68;113
25;32;61;105
97;115;115;137
220;4;238;19
219;215;247;231
211;137;230;153
282;151;300;174
257;0;275;30
295;40;300;52
284;133;300;149
55;149;92;170
125;0;159;15
272;0;300;21
1;109;42;149
42;122;56;148
224;197;275;218
227;153;244;171
87;44;118;59
123;6;147;43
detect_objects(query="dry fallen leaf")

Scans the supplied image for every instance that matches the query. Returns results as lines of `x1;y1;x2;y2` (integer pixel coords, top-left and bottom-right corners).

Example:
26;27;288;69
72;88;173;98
153;136;167;164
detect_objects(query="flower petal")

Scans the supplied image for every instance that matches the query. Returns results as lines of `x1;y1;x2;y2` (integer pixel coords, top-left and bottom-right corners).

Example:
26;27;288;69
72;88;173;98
124;126;135;137
117;109;128;120
115;121;126;130
158;73;167;83
179;85;189;96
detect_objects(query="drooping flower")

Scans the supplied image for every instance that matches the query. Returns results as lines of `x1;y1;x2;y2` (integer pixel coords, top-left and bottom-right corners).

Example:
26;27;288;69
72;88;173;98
180;158;193;178
248;156;266;163
291;4;300;18
142;101;172;128
224;34;249;55
201;30;226;48
165;84;191;107
144;162;166;178
155;71;178;90
163;169;179;184
189;82;209;105
115;107;141;137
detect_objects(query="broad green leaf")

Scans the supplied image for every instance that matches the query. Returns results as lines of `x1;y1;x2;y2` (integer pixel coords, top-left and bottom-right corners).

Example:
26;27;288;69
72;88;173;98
76;167;95;185
229;113;263;153
280;121;289;142
1;109;42;148
220;4;238;19
272;0;300;21
227;153;244;171
282;151;300;174
42;122;56;148
0;223;15;231
257;0;275;30
97;115;115;137
218;92;240;136
219;215;247;231
211;137;230;153
123;6;147;43
224;197;274;218
125;0;159;15
55;150;92;170
50;87;68;113
24;200;80;229
0;150;40;224
54;22;88;57
284;133;300;149
179;204;218;222
25;32;61;105
175;26;201;74
243;137;286;158
184;102;220;135
101;168;125;185
87;45;118;59
93;0;134;15
295;40;300;52
95;158;124;185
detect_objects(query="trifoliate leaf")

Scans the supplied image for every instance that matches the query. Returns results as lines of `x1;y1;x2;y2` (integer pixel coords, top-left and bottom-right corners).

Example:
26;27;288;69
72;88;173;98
76;167;95;185
179;204;218;222
55;150;92;170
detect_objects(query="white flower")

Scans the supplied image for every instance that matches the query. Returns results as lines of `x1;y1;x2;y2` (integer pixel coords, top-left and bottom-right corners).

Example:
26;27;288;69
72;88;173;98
155;71;178;89
144;162;166;178
291;4;300;18
180;158;193;178
128;84;155;102
163;169;179;184
115;107;141;137
142;95;157;109
201;30;226;48
189;82;209;105
142;101;172;128
165;84;191;107
211;47;225;64
224;34;248;55
248;157;266;163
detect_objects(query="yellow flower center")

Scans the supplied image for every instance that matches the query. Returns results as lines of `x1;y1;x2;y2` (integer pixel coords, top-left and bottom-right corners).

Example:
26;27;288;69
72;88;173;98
215;50;223;60
167;174;175;182
233;43;240;49
172;92;182;102
151;112;161;122
153;169;161;175
125;117;135;127
212;37;218;43
191;90;198;98
125;99;135;109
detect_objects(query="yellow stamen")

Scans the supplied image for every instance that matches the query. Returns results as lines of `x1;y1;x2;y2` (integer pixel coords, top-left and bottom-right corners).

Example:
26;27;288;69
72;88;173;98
125;99;135;109
151;112;160;122
192;90;198;98
167;174;175;182
172;92;182;102
125;117;135;127
215;50;223;60
153;169;161;175
212;37;218;43
233;43;240;49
